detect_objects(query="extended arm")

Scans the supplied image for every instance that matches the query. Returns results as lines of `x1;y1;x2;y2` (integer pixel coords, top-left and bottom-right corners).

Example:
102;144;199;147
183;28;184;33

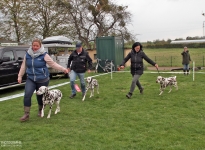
44;54;68;73
120;53;131;68
86;53;93;71
17;56;26;83
143;52;158;68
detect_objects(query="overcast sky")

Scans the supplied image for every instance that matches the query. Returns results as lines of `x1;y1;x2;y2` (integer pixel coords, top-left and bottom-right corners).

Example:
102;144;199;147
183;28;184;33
115;0;205;42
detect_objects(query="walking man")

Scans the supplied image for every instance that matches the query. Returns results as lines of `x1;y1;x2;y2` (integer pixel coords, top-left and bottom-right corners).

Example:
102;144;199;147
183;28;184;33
67;43;92;98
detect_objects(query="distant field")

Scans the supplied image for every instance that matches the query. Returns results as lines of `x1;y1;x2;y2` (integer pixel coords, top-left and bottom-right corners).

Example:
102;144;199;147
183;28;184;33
142;48;205;67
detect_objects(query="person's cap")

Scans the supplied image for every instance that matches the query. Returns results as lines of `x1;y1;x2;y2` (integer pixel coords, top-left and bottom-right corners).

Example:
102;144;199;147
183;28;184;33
76;43;82;48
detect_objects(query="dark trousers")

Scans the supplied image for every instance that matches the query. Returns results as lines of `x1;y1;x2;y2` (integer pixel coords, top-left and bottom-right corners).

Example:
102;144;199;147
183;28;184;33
130;74;142;93
24;78;49;107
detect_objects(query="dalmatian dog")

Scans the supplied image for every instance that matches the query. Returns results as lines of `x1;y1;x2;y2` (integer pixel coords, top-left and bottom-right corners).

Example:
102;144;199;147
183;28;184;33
36;86;62;118
156;76;178;95
82;77;99;101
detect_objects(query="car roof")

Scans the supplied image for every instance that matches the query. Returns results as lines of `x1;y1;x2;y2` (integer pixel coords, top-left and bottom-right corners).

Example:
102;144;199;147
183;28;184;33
42;36;73;44
0;46;29;51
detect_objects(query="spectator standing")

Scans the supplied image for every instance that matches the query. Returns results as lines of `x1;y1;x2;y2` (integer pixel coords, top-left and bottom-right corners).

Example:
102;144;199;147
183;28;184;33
181;46;191;75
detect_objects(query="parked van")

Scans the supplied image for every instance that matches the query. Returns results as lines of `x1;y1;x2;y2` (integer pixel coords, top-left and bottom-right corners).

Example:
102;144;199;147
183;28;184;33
0;36;75;90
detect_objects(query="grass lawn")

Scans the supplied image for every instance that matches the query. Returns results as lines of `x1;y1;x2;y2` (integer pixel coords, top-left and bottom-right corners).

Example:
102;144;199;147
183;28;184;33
0;71;205;149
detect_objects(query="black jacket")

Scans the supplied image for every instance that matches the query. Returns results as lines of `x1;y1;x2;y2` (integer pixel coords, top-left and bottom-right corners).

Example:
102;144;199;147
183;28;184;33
121;49;156;75
67;49;92;73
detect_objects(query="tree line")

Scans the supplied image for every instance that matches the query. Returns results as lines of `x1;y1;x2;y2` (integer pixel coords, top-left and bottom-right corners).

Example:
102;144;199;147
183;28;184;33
0;0;135;49
143;36;205;49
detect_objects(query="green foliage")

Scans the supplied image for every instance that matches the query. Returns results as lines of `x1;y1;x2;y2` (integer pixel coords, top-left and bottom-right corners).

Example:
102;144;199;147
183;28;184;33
145;43;205;49
0;72;205;149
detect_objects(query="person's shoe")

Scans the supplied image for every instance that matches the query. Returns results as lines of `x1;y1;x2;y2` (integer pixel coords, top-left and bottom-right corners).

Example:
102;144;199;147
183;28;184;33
69;94;76;99
140;88;144;94
20;113;29;122
126;92;132;99
20;106;30;122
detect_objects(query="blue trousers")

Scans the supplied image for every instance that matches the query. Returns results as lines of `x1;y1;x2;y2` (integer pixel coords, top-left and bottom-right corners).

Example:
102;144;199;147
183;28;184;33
69;70;86;95
24;78;49;107
183;64;189;71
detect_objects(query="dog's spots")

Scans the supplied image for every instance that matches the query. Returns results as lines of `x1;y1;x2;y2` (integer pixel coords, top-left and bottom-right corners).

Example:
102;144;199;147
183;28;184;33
82;77;99;101
36;86;62;118
156;76;178;95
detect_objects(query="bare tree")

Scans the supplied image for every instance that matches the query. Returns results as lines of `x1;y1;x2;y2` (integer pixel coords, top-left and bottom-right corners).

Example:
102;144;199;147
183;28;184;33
22;0;72;40
0;0;135;45
57;0;134;49
0;0;29;42
0;0;72;43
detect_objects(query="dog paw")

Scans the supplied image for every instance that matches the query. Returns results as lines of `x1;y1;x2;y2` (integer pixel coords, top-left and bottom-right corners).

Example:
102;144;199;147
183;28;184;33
47;116;50;119
54;110;60;114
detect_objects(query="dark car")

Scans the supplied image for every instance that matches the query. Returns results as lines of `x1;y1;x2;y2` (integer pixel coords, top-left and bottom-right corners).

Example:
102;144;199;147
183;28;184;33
0;46;29;90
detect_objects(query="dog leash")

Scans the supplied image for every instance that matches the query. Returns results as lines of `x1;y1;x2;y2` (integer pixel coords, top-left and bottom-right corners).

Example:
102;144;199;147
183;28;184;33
56;73;70;80
157;68;160;75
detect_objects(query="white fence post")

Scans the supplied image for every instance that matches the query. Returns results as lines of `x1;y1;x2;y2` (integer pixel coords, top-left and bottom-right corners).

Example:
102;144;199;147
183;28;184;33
111;61;113;79
193;61;195;81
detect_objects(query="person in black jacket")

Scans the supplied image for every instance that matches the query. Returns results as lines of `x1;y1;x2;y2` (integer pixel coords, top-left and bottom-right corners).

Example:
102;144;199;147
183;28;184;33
67;43;92;98
120;42;158;98
181;46;191;75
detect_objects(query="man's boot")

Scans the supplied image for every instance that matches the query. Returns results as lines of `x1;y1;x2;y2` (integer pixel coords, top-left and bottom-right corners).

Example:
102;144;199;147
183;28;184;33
20;106;30;122
38;105;43;117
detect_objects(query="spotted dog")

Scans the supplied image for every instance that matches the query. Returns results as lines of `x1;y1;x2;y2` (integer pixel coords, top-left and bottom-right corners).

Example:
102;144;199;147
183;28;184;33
82;77;99;101
36;86;62;118
156;76;178;95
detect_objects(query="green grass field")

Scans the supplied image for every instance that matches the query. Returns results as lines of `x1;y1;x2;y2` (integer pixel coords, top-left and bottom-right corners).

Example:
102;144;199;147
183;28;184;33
142;48;205;67
0;71;205;150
